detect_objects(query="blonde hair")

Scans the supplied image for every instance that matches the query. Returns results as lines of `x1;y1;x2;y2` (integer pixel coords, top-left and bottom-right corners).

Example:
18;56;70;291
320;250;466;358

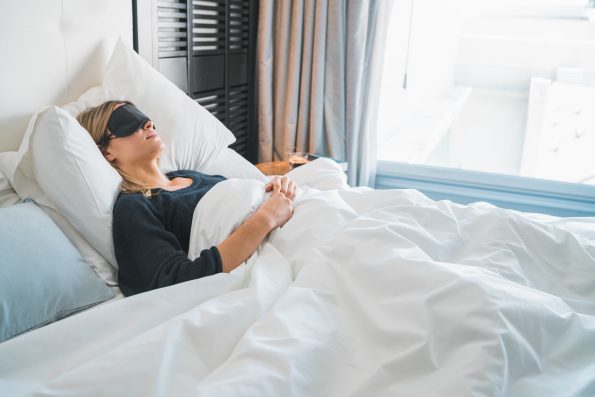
76;100;154;197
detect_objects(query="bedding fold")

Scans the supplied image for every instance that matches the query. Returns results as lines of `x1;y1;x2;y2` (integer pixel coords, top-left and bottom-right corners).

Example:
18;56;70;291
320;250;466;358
1;159;594;396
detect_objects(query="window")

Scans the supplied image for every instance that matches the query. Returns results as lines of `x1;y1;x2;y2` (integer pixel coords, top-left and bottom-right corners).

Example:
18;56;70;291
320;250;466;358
376;0;595;216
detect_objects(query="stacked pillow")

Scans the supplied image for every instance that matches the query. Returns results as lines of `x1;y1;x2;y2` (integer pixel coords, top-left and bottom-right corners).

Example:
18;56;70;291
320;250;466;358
0;200;114;342
2;38;267;285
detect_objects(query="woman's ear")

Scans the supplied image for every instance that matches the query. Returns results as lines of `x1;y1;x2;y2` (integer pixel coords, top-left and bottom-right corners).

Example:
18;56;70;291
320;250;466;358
103;148;116;162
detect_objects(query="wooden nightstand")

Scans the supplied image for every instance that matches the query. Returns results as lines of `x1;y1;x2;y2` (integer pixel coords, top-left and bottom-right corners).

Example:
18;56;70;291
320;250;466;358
256;157;348;176
255;161;292;176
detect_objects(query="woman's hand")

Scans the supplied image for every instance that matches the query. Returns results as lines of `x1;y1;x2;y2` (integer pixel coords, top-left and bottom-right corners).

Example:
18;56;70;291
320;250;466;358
256;191;294;230
218;191;293;272
265;175;298;200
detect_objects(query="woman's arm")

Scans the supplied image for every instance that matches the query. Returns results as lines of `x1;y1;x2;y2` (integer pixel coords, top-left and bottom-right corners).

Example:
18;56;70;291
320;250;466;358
113;195;224;296
217;191;293;272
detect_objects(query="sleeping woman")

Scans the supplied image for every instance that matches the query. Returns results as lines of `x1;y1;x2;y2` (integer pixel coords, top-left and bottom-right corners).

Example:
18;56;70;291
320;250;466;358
77;101;297;296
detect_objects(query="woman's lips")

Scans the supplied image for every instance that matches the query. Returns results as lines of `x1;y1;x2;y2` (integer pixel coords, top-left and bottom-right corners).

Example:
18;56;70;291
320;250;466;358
146;133;158;140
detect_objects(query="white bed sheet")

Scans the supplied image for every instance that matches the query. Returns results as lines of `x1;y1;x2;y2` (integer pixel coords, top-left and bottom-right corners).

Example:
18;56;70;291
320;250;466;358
1;159;594;396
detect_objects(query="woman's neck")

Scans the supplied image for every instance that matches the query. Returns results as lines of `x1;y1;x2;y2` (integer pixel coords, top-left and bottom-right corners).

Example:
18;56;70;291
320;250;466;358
120;160;171;189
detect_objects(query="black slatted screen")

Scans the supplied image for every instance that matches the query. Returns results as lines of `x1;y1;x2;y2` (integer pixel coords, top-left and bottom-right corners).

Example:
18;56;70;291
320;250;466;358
229;0;250;51
151;0;258;162
192;0;226;53
195;89;226;122
228;85;249;154
157;0;188;58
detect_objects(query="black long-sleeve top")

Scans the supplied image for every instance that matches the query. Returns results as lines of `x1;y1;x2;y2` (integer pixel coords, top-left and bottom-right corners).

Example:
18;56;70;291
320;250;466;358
112;170;226;296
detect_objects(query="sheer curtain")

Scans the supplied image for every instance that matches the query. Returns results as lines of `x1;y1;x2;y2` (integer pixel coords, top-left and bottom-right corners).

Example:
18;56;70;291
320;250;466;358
257;0;393;186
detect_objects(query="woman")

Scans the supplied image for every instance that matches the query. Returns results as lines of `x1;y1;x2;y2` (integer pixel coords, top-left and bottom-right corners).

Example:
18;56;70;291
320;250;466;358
77;101;296;296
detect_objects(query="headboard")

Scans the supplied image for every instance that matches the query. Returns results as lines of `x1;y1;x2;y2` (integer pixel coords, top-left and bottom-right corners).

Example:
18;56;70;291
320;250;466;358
0;0;133;152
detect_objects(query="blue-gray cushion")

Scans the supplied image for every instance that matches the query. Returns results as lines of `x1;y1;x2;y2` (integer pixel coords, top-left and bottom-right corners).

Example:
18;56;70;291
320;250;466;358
0;200;114;342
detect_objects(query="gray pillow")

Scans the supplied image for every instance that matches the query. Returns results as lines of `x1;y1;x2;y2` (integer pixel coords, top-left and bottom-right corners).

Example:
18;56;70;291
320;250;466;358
0;200;114;342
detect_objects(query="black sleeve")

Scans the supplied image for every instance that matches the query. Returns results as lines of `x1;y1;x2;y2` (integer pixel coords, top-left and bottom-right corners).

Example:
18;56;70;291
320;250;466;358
113;194;223;296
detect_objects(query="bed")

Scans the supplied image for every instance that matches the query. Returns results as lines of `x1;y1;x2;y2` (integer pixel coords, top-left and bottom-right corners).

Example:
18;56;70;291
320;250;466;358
1;2;595;396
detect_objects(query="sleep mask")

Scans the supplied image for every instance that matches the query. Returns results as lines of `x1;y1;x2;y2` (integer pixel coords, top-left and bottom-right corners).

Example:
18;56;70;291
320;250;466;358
107;104;150;138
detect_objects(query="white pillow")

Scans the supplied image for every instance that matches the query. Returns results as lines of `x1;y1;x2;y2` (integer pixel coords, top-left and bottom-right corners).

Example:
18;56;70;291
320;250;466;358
203;148;268;182
62;86;110;117
103;38;236;172
32;106;122;269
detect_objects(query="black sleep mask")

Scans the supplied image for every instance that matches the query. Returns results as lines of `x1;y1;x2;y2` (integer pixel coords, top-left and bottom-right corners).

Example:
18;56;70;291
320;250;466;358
107;104;150;138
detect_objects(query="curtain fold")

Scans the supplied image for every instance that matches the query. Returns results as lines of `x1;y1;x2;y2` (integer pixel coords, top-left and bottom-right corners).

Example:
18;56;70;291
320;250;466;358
257;0;392;187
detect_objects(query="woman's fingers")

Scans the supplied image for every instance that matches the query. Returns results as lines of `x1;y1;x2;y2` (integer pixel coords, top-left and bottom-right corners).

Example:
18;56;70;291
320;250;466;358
286;180;296;200
265;176;284;194
281;177;290;194
265;176;298;199
264;179;277;192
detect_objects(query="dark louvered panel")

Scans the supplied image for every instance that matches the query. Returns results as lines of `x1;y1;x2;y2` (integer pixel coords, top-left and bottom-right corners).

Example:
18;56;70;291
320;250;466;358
229;0;250;52
192;0;226;53
227;85;249;152
186;0;256;161
195;90;226;122
190;55;225;94
229;133;248;154
137;0;258;161
157;0;188;58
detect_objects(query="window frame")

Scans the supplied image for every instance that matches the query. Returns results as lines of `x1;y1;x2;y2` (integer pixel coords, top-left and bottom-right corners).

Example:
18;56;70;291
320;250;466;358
376;160;595;217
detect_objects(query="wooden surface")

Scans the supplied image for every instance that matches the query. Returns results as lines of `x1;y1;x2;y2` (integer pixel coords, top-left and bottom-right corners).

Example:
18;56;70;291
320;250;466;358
255;161;293;176
256;159;349;176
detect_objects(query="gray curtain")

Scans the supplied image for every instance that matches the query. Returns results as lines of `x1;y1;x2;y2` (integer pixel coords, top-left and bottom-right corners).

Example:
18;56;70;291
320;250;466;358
257;0;392;187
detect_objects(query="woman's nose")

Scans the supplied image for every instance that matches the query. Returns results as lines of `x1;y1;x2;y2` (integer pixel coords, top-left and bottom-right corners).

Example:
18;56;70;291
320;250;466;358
143;120;154;130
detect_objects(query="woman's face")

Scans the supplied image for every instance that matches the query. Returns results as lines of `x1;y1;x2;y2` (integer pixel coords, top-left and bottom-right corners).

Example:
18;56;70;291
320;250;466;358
103;104;165;166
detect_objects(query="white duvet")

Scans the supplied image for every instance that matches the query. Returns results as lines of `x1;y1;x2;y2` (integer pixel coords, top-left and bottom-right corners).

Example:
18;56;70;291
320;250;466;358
1;159;595;396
